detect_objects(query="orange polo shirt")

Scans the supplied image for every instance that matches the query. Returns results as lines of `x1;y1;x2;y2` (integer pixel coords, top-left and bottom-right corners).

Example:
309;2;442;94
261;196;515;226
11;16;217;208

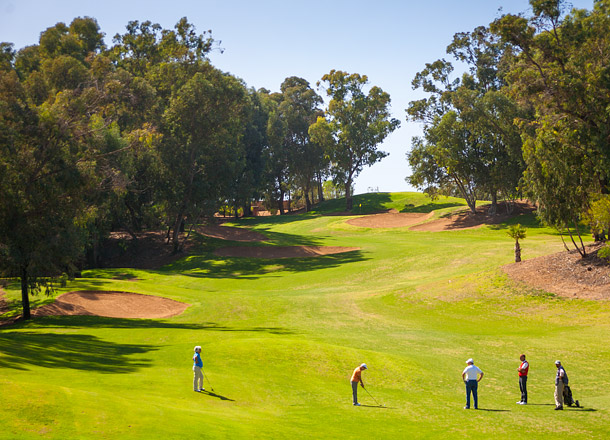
351;367;363;383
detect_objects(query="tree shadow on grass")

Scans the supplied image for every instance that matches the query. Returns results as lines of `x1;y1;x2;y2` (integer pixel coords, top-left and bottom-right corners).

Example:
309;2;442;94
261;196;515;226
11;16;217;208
5;316;298;335
159;250;367;280
0;331;156;372
400;202;465;213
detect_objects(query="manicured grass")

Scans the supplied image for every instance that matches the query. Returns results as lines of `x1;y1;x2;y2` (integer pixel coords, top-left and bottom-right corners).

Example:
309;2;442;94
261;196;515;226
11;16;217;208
1;192;609;439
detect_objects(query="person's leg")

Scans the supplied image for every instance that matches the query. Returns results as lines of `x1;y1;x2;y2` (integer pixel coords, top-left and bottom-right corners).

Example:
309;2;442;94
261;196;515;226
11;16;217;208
472;381;479;409
522;376;527;403
465;381;471;408
194;366;203;391
197;368;204;390
554;382;564;408
351;381;359;405
556;381;564;408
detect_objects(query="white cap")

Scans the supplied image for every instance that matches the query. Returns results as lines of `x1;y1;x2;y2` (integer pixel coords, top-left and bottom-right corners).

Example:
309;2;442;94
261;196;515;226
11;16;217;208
466;358;474;364
555;360;561;365
361;363;367;369
194;346;202;352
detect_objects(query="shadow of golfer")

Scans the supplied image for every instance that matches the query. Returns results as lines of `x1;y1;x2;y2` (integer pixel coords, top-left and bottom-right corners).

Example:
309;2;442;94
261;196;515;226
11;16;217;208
475;408;510;412
566;407;595;412
200;390;235;401
359;404;393;409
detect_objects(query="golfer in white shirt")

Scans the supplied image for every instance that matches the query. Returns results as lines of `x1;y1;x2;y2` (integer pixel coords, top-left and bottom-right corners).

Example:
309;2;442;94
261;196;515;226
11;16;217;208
462;358;484;409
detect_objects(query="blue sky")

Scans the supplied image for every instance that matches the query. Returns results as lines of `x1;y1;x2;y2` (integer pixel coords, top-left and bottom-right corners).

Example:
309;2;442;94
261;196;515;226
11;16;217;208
0;0;594;194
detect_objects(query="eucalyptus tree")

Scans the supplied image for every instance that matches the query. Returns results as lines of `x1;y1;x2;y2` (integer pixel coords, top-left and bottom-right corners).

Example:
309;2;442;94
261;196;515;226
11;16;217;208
226;87;270;217
278;77;324;211
407;27;525;214
0;19;108;318
161;67;249;253
310;70;400;211
491;0;610;256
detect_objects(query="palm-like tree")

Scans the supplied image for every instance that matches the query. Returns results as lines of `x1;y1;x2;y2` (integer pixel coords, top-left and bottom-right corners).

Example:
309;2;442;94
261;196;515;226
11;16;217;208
508;224;527;263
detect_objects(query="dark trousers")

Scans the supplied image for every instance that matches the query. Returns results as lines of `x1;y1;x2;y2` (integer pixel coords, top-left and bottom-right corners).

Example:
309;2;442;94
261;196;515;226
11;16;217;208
351;381;359;404
465;380;478;408
519;376;528;403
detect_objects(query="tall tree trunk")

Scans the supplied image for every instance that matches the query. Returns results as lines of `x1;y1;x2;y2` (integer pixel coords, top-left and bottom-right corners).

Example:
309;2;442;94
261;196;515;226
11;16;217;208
21;266;31;320
317;173;325;203
172;211;184;254
573;218;587;258
345;178;353;211
489;192;498;215
559;232;571;252
566;222;586;258
278;188;285;215
243;202;252;218
304;183;312;212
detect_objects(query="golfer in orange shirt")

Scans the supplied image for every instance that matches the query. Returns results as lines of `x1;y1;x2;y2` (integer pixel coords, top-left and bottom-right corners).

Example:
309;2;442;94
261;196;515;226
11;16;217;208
350;363;367;406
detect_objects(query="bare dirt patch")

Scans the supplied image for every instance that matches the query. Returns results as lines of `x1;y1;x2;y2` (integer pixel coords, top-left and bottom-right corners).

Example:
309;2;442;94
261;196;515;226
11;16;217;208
32;291;189;319
503;243;610;300
346;210;433;228
410;202;536;232
198;224;267;242
214;246;360;259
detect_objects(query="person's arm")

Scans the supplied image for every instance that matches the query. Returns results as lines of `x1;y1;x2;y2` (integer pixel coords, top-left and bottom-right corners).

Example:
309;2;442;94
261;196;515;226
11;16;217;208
360;377;365;388
462;372;466;381
478;372;484;382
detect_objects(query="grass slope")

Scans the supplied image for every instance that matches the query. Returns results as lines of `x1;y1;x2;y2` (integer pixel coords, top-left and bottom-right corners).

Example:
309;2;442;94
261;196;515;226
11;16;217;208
1;192;609;439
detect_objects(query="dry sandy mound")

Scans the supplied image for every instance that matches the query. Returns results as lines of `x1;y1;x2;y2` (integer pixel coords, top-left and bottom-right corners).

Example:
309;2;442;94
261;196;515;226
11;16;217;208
214;245;360;259
33;291;189;319
199;224;267;242
346;210;433;228
503;243;610;300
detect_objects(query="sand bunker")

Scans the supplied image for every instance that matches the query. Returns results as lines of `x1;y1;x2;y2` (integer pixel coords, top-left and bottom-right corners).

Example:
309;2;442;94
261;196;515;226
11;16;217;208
33;291;189;319
347;211;433;228
199;224;267;242
214;246;360;259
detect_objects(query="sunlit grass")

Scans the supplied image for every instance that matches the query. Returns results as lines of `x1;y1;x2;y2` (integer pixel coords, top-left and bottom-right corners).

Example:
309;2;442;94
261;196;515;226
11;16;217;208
1;192;608;439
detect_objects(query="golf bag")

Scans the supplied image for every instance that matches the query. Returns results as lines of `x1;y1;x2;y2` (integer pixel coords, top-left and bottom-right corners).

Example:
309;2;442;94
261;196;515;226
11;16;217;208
563;385;580;408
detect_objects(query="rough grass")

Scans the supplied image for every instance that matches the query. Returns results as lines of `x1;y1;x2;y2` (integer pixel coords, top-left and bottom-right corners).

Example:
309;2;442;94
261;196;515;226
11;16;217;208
1;192;609;439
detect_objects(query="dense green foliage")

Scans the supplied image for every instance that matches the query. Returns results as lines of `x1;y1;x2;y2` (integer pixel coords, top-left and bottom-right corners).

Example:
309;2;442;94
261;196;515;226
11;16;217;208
0;18;396;318
1;192;608;439
310;70;400;211
407;0;610;255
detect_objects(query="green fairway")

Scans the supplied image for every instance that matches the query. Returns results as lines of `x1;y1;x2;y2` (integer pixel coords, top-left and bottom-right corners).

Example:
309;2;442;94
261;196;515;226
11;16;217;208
1;192;609;439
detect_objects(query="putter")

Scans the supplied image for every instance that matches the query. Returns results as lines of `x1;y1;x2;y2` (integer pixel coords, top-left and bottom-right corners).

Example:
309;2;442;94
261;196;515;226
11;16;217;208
201;367;215;392
363;386;385;407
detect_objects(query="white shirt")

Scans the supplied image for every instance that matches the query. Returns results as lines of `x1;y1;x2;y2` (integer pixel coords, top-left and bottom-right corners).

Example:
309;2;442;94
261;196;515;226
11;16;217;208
463;364;483;380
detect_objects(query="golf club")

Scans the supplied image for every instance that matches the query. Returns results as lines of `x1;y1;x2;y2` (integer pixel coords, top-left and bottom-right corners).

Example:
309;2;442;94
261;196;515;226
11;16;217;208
201;367;215;392
363;386;385;407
